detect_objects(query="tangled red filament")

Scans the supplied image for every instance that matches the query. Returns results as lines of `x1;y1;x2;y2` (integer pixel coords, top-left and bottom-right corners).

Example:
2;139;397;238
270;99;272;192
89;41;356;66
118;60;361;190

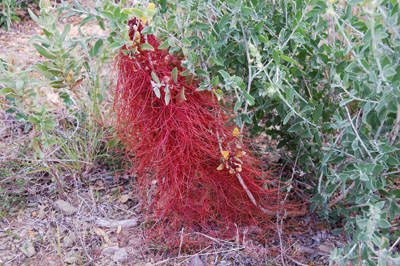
114;19;283;240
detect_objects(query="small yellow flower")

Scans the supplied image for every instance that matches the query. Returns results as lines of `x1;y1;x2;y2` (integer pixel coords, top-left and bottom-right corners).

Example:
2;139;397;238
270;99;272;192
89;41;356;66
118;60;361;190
233;127;240;137
236;150;246;158
147;3;155;11
221;150;229;160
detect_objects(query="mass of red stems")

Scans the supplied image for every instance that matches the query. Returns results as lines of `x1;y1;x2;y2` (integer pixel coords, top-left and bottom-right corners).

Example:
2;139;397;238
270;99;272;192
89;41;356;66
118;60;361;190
114;19;284;242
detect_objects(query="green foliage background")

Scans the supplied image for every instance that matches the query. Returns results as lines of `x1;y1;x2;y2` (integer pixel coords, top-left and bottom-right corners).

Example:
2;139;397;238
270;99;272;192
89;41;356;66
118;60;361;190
149;0;400;264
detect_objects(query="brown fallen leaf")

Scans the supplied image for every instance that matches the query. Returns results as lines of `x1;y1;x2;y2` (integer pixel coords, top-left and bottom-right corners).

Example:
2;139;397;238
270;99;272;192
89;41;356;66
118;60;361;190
119;194;130;203
93;226;111;244
27;230;37;237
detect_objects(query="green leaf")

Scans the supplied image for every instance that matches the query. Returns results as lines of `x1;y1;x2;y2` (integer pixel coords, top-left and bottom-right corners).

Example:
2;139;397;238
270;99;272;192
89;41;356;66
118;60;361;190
283;112;293;125
141;26;153;35
281;55;297;65
196;68;209;77
49;80;66;88
386;156;400;166
151;72;160;83
244;92;255;106
213;57;224;66
0;87;16;96
349;0;365;4
340;98;353;107
28;116;40;125
234;100;242;113
288;122;303;133
109;41;124;52
306;8;324;18
28;8;41;25
164;86;170;106
100;11;114;20
15;80;24;90
125;8;143;18
313;104;324;122
43;119;57;130
140;43;154;51
32;44;57;60
158;40;169;50
214;89;223;100
219;70;230;80
153;87;160;98
285;87;294;103
273;50;280;65
0;78;14;87
180;70;191;76
241;7;253;17
90;39;104;57
182;38;191;47
114;6;121;18
59;24;71;44
171;67;178;83
376;219;391;228
211;76;219;86
181;87;187;101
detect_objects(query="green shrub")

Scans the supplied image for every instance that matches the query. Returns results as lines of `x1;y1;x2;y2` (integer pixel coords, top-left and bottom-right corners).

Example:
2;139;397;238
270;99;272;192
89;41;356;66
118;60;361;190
0;0;137;193
1;0;399;264
150;0;400;264
0;0;38;29
0;0;19;29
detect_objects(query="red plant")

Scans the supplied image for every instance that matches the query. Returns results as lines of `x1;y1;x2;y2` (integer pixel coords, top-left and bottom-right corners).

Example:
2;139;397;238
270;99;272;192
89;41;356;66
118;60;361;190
114;18;296;246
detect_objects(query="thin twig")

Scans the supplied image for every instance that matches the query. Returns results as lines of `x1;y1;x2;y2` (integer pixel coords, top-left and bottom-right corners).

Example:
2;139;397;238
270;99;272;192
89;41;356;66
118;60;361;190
239;19;253;132
389;104;400;145
345;106;373;160
383;170;400;177
328;182;355;208
287;256;310;266
94;217;138;228
39;144;66;200
389;236;400;252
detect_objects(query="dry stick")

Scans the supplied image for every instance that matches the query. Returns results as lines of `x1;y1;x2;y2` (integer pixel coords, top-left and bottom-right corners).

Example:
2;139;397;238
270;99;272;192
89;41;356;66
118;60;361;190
178;227;185;258
328;181;355;208
39;143;66;200
235;21;307;217
153;247;241;266
239;19;252;132
330;105;398;208
215;129;306;217
277;153;299;266
390;104;400;145
389;236;400;252
287;256;310;266
95;217;138;228
345;106;373;160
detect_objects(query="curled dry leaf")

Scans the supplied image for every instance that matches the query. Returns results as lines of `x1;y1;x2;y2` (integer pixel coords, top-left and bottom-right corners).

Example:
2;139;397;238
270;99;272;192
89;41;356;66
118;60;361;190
27;230;37;237
119;194;130;203
93;227;111;244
